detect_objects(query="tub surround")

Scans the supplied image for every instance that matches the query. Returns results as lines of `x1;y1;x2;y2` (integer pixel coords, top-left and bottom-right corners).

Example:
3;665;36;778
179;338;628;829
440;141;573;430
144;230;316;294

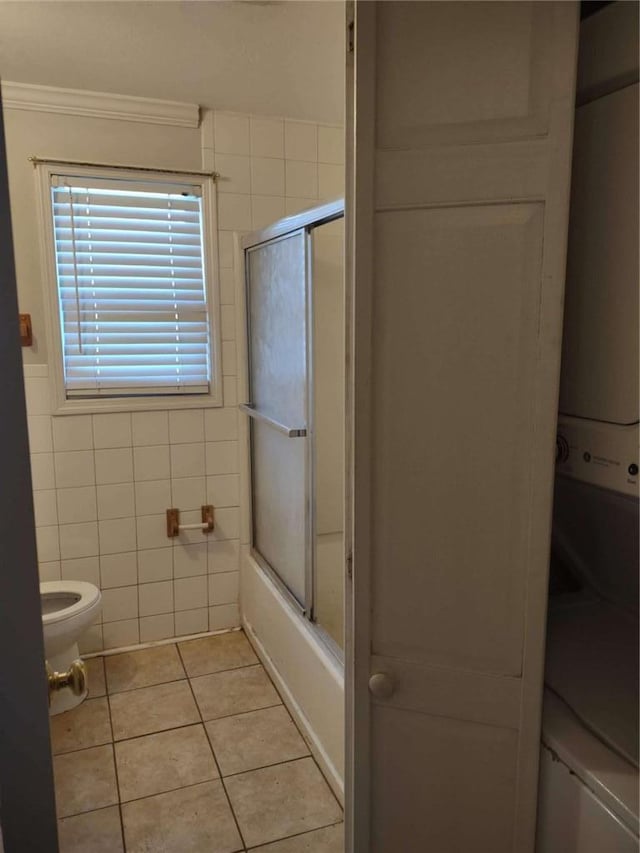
241;551;345;803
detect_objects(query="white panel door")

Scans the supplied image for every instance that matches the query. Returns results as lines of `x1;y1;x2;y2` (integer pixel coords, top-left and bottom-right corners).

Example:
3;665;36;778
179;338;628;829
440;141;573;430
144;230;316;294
346;3;578;852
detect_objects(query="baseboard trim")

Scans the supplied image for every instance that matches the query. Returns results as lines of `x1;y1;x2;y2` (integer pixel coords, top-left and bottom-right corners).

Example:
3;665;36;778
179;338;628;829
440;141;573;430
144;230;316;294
83;625;240;658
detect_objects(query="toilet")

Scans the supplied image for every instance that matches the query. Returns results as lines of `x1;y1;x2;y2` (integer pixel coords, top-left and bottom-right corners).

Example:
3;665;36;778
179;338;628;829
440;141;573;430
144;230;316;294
41;581;102;715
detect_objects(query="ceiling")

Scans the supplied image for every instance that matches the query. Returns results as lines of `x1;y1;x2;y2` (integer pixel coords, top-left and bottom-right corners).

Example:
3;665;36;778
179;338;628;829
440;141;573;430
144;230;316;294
0;1;345;124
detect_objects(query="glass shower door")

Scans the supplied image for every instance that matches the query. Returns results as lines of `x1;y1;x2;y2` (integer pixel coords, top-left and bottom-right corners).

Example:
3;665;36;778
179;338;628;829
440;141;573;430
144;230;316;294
243;230;311;608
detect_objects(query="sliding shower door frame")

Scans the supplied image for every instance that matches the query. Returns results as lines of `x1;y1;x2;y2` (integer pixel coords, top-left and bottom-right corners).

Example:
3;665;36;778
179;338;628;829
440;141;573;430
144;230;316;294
243;226;314;618
241;199;344;635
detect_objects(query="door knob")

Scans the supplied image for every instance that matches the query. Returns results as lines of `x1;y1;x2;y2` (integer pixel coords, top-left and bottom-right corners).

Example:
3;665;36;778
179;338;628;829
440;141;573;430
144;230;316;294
369;672;395;699
46;659;86;706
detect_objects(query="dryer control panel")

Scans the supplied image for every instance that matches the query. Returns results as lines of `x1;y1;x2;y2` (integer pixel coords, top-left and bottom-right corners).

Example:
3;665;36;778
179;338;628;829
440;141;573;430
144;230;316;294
556;416;639;497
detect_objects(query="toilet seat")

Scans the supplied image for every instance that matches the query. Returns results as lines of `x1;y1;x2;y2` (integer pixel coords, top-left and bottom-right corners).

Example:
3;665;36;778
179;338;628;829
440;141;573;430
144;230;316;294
40;581;101;626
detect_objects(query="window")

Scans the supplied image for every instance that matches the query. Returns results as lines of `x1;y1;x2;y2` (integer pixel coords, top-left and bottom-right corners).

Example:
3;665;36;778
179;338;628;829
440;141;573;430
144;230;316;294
37;163;221;413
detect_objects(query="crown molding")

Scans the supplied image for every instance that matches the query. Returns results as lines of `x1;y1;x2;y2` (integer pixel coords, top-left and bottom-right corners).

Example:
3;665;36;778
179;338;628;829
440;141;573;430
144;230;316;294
1;81;200;128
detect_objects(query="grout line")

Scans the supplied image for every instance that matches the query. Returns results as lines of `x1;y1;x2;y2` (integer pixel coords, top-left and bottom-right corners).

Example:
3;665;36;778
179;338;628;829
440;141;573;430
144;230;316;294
106;660;259;699
244;820;345;851
176;641;249;850
130;420;141;651
102;666;128;851
117;775;221;809
58;777;219;822
109;720;203;748
220;754;316;783
196;698;284;726
57;801;124;824
186;660;262;682
51;738;111;758
107;674;188;698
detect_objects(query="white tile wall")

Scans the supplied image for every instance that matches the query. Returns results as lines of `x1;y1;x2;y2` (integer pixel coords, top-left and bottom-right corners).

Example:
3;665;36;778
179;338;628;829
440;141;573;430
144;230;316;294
57;486;97;524
251;157;285;196
28;416;53;453
169;410;204;444
249;117;284;158
95;448;133;485
132;411;169;446
134;445;171;481
172;477;206;511
139;580;173;617
58;523;97;561
318;126;344;165
33;490;57;527
285;160;318;199
93;413;132;449
134;480;171;516
62;556;100;587
100;552;137;589
170;443;205;479
25;107;344;653
206;474;240;508
97;483;135;520
284;120;318;161
215;153;251;195
214;113;250;156
138;548;172;584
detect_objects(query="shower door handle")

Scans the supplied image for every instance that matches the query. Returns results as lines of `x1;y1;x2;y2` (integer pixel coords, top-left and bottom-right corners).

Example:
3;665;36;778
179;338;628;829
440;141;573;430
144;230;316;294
239;404;307;438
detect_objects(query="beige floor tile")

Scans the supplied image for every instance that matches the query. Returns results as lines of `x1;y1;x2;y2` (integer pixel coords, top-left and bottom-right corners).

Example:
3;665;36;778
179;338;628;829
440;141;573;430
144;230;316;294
122;780;243;853
250;823;344;853
225;757;342;848
58;805;124;853
86;657;106;698
53;745;118;818
110;680;199;740
178;630;258;677
51;697;112;755
115;723;219;801
206;706;309;776
191;664;281;721
105;643;185;694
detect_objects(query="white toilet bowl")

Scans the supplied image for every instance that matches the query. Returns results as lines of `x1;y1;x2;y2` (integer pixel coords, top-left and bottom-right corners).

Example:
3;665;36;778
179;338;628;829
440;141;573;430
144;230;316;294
41;581;102;715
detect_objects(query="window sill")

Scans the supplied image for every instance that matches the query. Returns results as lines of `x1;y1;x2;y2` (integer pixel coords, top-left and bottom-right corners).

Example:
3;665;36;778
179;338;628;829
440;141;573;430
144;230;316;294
51;391;224;416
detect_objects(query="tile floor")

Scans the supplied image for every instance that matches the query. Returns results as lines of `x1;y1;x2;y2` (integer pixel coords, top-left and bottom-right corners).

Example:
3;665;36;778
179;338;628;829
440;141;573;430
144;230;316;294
52;630;344;852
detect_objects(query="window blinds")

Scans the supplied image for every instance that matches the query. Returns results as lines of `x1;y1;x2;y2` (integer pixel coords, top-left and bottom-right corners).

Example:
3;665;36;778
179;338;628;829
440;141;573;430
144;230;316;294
51;175;211;397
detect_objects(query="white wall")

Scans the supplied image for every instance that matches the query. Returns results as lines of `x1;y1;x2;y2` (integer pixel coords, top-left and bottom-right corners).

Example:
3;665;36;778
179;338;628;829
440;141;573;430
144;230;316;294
0;2;345;124
4;89;343;651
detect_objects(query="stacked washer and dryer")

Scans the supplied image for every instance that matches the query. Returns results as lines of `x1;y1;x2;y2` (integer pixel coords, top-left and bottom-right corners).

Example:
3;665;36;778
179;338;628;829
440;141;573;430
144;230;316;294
536;3;639;851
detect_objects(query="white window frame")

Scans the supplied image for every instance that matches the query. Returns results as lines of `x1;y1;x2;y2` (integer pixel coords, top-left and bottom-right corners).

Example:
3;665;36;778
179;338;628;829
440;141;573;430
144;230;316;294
35;161;223;415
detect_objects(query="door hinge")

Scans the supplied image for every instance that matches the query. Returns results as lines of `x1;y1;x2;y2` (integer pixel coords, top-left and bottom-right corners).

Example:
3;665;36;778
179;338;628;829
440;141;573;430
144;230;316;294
347;21;354;54
346;549;353;580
